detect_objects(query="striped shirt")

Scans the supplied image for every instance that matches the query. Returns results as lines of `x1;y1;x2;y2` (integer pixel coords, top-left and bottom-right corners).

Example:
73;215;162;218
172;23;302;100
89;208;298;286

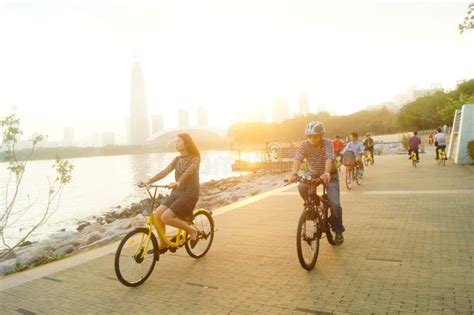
294;139;335;177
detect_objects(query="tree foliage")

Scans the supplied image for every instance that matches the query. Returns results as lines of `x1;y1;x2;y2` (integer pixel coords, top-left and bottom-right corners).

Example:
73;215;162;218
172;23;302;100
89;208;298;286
1;114;74;260
229;79;474;145
459;2;474;34
228;107;399;144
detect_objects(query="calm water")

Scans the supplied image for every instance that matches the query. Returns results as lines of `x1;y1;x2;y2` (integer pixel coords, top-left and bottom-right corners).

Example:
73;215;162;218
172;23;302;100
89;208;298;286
0;150;245;248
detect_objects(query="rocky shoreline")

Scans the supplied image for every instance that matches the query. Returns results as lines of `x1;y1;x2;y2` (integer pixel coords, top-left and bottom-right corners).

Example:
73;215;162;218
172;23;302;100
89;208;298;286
0;171;289;276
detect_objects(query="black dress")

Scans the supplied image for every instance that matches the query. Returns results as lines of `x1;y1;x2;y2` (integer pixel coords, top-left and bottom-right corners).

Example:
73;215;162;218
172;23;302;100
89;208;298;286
159;155;200;221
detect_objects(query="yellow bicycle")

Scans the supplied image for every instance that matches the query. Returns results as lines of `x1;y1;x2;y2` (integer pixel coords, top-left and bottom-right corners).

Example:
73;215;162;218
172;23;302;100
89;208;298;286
438;148;447;166
363;150;374;166
335;155;342;171
114;185;215;287
411;150;418;167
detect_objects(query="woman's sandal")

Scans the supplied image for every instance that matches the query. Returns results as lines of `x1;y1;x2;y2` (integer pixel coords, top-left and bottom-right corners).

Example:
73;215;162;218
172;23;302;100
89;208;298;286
189;230;199;249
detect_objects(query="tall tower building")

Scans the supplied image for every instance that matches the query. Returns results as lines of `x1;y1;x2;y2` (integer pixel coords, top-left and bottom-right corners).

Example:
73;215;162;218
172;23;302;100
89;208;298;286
151;115;164;134
63;127;75;147
129;57;150;145
178;109;189;128
272;96;290;123
299;92;309;115
102;132;116;146
198;106;208;127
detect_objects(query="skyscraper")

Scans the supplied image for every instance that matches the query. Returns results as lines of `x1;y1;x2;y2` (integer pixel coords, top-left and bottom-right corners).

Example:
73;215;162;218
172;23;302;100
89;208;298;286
129;57;150;145
299;92;309;115
272;96;290;123
178;109;190;128
151;114;164;134
198;106;208;127
102;132;116;146
63;127;75;147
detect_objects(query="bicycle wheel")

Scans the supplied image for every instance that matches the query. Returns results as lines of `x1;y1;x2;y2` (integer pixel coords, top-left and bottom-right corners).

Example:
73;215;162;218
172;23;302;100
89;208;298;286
296;210;320;270
345;167;352;190
185;210;215;258
355;168;361;185
364;156;369;166
442;158;446;166
325;208;336;246
115;228;158;287
412;158;417;167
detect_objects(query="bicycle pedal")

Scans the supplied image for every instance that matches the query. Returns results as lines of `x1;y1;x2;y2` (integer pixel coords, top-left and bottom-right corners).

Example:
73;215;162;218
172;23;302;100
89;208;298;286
169;247;177;253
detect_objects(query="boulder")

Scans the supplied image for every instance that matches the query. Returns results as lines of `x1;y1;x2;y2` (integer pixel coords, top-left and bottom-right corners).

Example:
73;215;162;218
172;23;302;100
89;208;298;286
49;230;75;240
96;217;106;224
81;222;105;234
16;248;47;266
85;232;103;245
77;221;91;232
0;258;17;275
0;249;16;260
52;244;76;257
131;214;146;228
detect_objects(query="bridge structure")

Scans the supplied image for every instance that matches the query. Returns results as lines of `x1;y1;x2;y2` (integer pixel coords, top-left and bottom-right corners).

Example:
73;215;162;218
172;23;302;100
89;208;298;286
146;126;228;148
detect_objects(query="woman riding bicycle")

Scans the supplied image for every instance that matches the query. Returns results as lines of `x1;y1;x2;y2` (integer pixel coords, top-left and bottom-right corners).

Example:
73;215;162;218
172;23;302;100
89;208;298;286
138;133;200;251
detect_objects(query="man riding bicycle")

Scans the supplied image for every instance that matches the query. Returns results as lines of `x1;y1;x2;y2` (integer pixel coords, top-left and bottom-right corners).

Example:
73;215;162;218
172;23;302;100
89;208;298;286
434;127;447;160
290;121;345;245
333;135;345;160
408;131;421;162
363;133;375;162
342;132;365;178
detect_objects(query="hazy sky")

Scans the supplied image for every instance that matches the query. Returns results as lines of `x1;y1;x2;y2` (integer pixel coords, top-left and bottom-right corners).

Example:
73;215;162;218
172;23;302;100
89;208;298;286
1;0;473;141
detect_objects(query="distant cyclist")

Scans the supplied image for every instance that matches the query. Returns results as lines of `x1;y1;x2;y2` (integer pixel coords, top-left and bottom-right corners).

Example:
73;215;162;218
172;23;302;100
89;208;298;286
363;133;375;162
408;131;421;162
428;133;434;145
434;127;447;160
333;135;345;160
342;132;365;177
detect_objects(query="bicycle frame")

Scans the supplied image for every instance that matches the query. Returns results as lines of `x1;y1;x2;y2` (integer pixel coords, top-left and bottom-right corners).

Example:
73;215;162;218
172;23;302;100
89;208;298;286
297;175;332;235
438;148;446;159
133;185;193;259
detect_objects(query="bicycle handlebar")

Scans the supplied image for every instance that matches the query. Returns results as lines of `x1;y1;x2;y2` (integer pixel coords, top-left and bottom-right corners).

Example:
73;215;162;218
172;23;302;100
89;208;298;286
284;175;323;186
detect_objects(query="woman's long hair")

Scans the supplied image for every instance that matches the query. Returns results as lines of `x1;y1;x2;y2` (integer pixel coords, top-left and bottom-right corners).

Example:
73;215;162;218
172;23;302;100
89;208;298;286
177;133;201;158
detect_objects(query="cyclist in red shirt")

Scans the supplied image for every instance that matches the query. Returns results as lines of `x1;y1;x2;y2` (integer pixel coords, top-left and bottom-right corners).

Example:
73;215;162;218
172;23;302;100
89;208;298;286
333;135;345;158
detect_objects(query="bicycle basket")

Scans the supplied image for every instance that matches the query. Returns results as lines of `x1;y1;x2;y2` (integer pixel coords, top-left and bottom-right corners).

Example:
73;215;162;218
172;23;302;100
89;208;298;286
342;151;356;166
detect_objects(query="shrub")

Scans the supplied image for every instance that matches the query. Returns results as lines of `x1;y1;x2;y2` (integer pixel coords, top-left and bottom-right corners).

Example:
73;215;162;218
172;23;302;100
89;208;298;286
468;140;474;160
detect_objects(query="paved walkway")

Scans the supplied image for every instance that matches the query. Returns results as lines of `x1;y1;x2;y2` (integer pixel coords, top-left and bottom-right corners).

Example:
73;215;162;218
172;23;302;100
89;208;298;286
1;154;473;314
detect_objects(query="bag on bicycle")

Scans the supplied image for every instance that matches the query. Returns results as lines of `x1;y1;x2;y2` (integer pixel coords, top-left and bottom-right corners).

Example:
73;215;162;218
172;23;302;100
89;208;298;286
342;151;356;166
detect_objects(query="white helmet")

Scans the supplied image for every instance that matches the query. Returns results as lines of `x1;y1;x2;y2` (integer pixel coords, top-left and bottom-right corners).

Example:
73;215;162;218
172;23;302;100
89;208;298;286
305;121;325;136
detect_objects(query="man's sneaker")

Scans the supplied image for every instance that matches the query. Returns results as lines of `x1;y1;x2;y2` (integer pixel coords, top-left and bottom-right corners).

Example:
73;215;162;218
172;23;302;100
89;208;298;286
335;233;344;245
